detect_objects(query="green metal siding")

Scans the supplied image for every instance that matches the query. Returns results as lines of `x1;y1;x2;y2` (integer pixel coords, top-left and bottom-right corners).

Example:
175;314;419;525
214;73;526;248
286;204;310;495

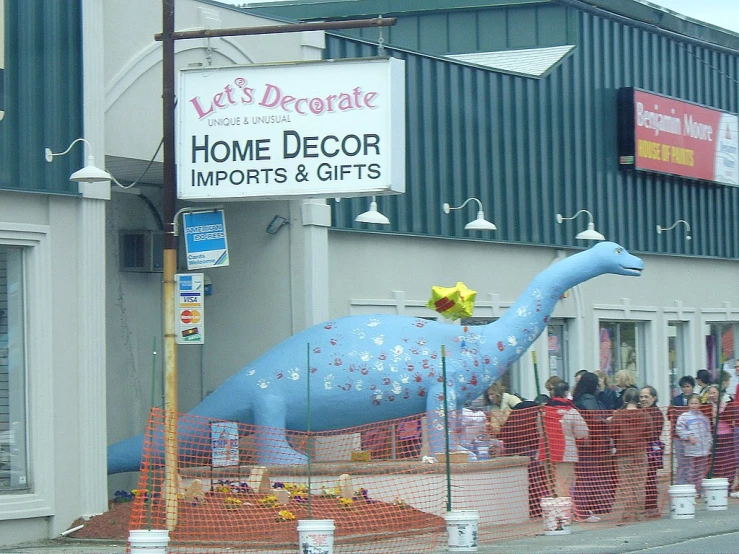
0;0;83;196
249;1;576;55
323;3;739;259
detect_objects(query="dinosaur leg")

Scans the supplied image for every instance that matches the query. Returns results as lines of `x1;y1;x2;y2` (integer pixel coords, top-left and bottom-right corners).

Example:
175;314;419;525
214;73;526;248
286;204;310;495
252;394;308;465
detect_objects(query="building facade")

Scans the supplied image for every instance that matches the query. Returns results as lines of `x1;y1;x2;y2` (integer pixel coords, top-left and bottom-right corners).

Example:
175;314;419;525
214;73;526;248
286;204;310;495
3;0;739;547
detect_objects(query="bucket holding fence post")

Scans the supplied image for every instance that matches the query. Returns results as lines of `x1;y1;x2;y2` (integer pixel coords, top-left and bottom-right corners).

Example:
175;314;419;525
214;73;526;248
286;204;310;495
444;509;479;552
702;477;729;511
128;529;170;554
668;484;696;519
297;519;335;554
540;496;572;535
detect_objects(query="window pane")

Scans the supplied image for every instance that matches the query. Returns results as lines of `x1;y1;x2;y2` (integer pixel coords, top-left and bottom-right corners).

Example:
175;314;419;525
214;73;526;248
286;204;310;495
0;246;28;491
547;323;567;381
600;321;640;384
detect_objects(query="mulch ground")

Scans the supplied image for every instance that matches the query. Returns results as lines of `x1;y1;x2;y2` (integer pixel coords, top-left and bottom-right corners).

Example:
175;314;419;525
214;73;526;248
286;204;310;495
69;493;445;548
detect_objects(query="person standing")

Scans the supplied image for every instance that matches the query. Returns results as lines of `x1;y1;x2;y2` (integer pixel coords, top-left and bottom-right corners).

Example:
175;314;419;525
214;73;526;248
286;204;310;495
675;394;713;496
571;372;611;519
640;386;665;518
595;369;617;411
483;381;521;436
613;369;638;409
704;384;735;481
672;376;695;406
696;369;712;403
538;381;595;521
609;387;651;523
730;360;739;401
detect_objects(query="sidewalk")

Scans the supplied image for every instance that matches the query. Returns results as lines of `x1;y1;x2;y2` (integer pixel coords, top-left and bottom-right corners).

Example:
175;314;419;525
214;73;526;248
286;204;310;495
4;497;739;553
472;496;739;554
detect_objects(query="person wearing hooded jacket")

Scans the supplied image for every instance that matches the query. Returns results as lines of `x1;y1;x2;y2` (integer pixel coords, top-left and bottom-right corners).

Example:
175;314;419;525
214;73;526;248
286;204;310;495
539;381;597;522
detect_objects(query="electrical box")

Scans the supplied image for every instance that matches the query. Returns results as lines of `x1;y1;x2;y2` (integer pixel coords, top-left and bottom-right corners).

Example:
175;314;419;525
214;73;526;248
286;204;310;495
119;230;164;273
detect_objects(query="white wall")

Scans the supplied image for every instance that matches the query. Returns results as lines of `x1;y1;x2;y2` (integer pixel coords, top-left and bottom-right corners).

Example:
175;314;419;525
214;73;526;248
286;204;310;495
0;193;82;544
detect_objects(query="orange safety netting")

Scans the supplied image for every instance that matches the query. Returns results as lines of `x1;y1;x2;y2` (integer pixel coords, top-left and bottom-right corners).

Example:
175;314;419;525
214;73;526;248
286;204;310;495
127;404;738;553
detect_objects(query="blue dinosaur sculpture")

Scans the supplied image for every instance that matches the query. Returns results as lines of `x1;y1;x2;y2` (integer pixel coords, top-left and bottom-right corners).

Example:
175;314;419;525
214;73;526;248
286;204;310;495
108;241;643;473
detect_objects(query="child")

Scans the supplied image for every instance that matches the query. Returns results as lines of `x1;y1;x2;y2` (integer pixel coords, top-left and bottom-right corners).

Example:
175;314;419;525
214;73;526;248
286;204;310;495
675;393;713;495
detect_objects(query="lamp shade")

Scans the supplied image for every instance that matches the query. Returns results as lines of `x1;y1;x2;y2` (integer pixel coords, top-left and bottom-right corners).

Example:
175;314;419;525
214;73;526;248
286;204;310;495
70;155;112;183
46;140;112;184
464;210;497;231
575;222;605;241
355;198;390;225
443;198;496;231
556;210;605;241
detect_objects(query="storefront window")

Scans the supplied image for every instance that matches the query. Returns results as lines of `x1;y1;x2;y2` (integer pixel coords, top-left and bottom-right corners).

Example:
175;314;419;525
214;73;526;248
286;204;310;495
599;321;645;384
668;322;689;397
705;323;736;381
0;246;29;492
547;320;568;382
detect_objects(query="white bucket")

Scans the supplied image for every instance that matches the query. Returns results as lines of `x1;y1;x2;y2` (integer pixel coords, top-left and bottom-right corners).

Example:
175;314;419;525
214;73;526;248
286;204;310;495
702;478;729;511
540;496;572;535
668;484;696;519
444;510;479;552
128;529;169;554
297;519;335;554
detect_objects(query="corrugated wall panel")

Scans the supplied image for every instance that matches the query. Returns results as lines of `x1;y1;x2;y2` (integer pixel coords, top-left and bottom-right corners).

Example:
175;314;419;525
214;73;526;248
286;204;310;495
325;4;739;259
0;0;82;195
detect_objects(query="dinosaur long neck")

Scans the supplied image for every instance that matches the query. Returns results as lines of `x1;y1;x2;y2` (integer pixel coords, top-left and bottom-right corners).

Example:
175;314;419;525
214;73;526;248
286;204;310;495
480;251;601;375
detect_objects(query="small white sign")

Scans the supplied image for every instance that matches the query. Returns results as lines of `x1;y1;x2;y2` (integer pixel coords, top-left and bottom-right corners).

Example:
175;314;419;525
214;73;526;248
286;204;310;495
183;209;229;270
176;57;406;200
175;273;204;344
210;421;239;468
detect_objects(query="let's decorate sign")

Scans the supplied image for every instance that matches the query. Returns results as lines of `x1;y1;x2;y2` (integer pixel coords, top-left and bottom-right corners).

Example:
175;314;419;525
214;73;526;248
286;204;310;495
177;58;406;200
618;88;739;186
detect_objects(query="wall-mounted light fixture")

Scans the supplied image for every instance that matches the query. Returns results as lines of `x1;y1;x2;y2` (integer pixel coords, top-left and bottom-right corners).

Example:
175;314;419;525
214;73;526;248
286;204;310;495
45;138;112;183
442;197;496;231
657;219;691;240
355;196;390;225
266;215;290;235
556;209;605;240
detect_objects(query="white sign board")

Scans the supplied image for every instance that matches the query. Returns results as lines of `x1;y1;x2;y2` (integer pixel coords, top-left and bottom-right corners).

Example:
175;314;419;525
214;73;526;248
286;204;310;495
176;57;406;200
210;421;239;468
183;209;229;270
175;273;204;344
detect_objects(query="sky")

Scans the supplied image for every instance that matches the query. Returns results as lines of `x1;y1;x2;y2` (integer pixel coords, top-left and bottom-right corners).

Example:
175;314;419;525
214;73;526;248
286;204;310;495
220;1;739;34
647;0;739;34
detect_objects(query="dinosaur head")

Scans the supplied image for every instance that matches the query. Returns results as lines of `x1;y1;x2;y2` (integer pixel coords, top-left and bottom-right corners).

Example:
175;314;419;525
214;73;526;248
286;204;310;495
587;241;644;276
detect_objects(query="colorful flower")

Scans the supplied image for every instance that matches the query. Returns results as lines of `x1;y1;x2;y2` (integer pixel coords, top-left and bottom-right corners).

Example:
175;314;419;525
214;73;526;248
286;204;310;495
224;496;242;509
276;509;296;522
258;495;279;508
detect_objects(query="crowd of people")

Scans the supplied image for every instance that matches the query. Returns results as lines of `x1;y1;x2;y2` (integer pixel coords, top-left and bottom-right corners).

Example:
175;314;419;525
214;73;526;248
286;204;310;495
479;365;739;523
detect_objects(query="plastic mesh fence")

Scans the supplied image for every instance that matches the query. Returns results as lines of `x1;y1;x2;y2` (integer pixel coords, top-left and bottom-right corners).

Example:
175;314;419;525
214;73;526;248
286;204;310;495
128;403;737;553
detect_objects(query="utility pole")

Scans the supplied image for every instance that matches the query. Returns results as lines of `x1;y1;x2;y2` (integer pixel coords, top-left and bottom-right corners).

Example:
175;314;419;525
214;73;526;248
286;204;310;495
157;2;395;529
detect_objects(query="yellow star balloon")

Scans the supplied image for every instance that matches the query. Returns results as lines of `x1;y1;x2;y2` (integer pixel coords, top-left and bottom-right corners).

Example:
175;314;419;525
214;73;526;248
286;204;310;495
426;281;477;320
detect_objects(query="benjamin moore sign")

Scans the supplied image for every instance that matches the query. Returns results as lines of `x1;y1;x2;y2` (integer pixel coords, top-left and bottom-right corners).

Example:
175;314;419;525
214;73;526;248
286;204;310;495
618;88;739;186
176;58;406;200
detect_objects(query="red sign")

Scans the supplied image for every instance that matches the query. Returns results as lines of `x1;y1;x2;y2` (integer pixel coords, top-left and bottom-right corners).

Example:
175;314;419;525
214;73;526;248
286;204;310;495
618;88;739;186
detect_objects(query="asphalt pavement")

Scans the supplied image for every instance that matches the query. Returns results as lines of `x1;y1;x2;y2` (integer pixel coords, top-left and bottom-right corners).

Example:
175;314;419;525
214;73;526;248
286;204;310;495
3;496;738;554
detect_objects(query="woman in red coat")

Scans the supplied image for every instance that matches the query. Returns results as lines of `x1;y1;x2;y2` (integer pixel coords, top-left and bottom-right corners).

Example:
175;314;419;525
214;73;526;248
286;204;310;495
609;387;651;523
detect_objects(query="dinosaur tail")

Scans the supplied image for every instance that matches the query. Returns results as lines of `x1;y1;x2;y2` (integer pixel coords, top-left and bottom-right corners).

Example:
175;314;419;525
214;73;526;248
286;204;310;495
107;418;213;474
107;434;145;474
